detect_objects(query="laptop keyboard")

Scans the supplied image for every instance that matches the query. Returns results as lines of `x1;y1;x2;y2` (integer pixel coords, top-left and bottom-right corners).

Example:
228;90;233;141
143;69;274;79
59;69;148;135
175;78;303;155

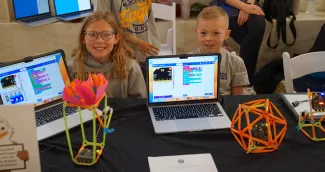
152;104;223;121
21;15;52;23
36;103;78;127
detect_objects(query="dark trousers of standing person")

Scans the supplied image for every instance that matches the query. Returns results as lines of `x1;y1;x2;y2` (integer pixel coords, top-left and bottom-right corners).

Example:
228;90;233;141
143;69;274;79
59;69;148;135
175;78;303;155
228;14;266;84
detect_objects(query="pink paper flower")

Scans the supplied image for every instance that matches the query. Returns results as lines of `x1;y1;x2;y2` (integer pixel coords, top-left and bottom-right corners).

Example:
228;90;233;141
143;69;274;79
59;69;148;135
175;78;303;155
63;73;108;106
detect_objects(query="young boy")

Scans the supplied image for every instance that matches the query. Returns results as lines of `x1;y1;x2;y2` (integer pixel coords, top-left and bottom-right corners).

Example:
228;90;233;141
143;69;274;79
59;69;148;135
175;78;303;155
190;6;251;95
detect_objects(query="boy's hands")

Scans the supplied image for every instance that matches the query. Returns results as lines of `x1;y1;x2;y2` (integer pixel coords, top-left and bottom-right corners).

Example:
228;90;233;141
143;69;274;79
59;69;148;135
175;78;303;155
238;10;249;25
136;39;160;56
231;86;244;95
243;4;264;16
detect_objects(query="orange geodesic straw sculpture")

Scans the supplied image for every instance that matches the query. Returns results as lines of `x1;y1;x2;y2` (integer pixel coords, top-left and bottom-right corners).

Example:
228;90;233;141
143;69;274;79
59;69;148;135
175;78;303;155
231;99;287;154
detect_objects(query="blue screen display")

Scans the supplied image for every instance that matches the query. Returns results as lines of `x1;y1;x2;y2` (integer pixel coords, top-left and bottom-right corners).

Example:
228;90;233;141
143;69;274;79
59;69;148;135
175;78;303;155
54;0;91;15
13;0;50;19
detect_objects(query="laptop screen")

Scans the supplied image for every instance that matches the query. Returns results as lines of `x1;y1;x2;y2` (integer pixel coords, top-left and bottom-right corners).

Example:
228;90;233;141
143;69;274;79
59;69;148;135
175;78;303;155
13;0;50;19
0;52;70;107
147;54;219;104
54;0;92;15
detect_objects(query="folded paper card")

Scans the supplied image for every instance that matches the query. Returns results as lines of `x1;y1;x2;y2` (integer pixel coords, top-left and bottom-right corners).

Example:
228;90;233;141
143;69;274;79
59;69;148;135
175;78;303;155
148;153;218;172
0;104;41;172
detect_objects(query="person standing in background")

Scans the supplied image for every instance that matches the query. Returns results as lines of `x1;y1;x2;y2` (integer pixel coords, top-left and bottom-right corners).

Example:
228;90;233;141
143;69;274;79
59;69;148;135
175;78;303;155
96;0;170;61
211;0;266;84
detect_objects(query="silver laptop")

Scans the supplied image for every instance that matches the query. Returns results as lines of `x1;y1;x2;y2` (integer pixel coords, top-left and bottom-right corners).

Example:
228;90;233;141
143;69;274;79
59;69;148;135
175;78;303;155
54;0;93;21
12;0;58;27
281;93;325;120
146;53;231;134
0;49;101;141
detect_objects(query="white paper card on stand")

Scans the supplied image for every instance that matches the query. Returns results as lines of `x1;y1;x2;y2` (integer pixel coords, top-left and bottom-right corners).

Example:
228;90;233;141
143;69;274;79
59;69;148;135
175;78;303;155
148;153;218;172
0;104;41;172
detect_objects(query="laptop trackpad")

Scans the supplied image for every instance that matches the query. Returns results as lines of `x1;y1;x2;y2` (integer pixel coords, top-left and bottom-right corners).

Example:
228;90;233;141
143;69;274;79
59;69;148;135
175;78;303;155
175;118;211;131
37;125;55;141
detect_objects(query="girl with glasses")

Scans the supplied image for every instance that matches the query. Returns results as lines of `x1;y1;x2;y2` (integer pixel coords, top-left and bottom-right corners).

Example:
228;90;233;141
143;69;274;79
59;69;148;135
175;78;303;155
68;11;146;98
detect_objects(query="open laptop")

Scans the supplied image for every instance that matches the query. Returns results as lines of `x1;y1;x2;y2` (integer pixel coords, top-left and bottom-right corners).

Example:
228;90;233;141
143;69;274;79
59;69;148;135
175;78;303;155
53;0;93;21
12;0;58;27
146;54;231;134
0;49;101;141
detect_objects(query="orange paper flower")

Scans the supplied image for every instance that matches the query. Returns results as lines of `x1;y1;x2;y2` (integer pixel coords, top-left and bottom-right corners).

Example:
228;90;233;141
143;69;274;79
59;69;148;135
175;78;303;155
63;73;108;106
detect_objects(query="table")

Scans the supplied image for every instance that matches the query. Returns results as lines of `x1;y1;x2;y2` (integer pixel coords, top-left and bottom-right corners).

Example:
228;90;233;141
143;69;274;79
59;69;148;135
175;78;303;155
39;94;325;172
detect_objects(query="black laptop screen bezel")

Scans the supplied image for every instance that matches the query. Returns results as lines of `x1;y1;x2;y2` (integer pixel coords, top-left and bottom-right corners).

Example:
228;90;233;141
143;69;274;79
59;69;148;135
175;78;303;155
53;0;93;17
12;0;52;20
146;53;222;107
0;49;71;110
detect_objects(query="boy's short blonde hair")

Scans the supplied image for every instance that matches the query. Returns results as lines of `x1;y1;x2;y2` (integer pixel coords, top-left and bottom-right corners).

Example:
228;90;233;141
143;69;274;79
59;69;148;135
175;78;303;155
197;6;229;28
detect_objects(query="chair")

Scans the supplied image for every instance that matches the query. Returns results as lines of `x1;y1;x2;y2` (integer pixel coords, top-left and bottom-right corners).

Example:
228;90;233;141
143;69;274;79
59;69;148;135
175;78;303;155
282;51;325;93
152;2;176;55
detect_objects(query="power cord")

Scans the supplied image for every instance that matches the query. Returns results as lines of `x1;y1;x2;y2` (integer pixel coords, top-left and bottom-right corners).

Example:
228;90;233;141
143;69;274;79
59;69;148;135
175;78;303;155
292;100;309;107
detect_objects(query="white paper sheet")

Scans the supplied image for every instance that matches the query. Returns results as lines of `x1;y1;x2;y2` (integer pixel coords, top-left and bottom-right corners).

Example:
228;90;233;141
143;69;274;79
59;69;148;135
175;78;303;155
148;153;218;172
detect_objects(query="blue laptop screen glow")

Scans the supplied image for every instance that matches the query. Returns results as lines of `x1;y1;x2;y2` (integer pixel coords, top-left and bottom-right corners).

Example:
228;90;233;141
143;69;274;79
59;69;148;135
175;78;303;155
54;0;92;15
0;53;69;107
13;0;50;19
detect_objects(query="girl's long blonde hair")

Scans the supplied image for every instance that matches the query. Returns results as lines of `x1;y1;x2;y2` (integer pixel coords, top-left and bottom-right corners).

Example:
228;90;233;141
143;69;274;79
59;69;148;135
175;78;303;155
73;11;135;80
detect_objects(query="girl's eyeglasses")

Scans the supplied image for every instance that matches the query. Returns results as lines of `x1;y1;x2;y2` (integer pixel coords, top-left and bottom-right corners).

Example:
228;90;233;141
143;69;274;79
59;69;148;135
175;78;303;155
84;31;115;41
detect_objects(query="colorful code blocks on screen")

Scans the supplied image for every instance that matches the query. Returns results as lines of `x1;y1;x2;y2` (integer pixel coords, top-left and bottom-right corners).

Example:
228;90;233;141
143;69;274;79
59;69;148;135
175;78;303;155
183;66;202;85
